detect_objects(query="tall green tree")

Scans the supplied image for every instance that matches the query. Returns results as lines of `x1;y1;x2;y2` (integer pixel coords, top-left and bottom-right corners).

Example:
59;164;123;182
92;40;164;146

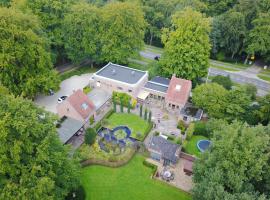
63;3;101;64
0;7;59;98
100;2;146;63
247;12;270;63
0;90;79;199
193;122;270;200
26;0;74;63
211;11;246;59
193;83;252;121
160;8;211;81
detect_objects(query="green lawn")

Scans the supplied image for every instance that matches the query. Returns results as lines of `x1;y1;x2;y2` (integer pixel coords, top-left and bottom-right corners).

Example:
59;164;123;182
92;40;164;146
81;155;192;200
144;44;164;54
210;63;240;72
184;135;208;157
257;74;270;82
107;113;150;140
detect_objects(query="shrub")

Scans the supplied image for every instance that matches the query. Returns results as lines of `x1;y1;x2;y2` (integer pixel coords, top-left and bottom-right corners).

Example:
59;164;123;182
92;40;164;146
243;83;257;100
148;111;152;123
112;91;131;107
177;120;187;132
212;75;232;90
186;123;195;140
154;131;159;136
83;86;92;94
194;121;208;137
176;138;182;145
131;98;137;108
139;104;143;117
85;128;97;145
127;101;131;113
216;51;225;61
144;108;148;120
167;135;176;141
89;115;95;125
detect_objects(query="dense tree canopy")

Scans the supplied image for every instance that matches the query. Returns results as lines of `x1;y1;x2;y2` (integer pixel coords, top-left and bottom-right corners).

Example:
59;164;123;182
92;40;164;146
63;3;101;64
159;8;211;81
211;10;246;59
0;90;79;199
193;122;270;199
0;7;59;98
192;83;252;121
26;0;75;62
100;2;146;63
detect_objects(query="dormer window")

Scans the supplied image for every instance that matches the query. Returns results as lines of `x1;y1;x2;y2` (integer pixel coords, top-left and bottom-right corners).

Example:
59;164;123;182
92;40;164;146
175;84;181;91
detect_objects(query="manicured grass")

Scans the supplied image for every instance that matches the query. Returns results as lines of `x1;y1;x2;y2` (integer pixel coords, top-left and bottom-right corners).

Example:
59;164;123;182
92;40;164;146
257;74;270;82
59;65;98;81
210;59;248;69
184;135;208;157
81;155;192;200
107;113;150;140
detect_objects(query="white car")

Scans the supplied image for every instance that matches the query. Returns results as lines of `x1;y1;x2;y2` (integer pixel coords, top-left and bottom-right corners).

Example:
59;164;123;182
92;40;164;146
57;96;68;103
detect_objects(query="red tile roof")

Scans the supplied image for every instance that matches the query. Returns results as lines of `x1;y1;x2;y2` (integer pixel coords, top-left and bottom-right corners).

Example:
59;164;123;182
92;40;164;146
165;75;192;106
67;90;95;120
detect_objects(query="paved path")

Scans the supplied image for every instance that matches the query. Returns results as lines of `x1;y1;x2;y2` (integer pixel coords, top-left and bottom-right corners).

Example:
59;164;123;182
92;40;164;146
35;73;93;113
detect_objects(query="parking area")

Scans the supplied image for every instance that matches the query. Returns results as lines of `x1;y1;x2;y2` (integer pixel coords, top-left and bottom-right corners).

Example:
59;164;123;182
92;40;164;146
35;73;93;113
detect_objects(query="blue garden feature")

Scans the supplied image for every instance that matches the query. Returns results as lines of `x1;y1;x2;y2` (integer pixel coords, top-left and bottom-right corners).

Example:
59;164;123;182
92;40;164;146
197;140;211;152
97;126;136;153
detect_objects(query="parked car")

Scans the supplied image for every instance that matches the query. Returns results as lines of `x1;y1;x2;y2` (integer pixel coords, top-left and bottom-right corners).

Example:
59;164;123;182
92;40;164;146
57;96;68;103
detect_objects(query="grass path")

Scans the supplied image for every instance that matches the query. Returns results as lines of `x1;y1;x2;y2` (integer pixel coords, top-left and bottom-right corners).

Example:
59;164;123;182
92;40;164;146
81;155;192;200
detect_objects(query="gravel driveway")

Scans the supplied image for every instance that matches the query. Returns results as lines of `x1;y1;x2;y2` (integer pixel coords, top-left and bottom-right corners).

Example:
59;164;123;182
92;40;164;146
35;73;93;113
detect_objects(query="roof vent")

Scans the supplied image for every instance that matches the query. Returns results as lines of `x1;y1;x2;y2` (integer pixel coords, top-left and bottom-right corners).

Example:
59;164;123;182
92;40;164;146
81;103;89;110
176;84;181;91
112;69;116;75
131;71;135;76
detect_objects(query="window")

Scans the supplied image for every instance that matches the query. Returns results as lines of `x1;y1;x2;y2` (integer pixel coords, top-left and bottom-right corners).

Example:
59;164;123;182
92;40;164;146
81;103;88;110
96;81;101;87
117;86;123;90
128;89;132;93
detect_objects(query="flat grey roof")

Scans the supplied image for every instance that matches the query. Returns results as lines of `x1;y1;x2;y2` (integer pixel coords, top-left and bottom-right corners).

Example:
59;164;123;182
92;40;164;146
87;88;111;110
95;63;147;84
144;81;168;93
151;76;170;86
57;117;84;144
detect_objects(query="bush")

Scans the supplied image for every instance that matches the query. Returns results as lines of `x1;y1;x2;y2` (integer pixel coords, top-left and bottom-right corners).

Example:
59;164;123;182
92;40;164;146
131;98;137;108
85;128;97;145
89;115;95;125
212;75;232;90
112;91;131;107
216;51;226;61
83;86;92;94
177;120;187;132
186;123;195;140
243;83;257;100
167;135;176;141
176;138;182;145
194;121;208;137
154;131;159;136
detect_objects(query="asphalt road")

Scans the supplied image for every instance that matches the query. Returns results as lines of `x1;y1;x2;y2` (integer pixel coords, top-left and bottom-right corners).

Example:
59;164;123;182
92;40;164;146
208;68;270;96
139;50;270;96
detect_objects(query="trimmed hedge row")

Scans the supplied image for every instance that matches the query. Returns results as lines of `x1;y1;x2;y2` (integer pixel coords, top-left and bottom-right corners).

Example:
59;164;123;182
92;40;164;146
143;160;158;176
142;122;153;141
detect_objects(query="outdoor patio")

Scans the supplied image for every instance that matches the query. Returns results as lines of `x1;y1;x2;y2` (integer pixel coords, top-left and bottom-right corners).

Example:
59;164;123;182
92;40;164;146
146;158;193;192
